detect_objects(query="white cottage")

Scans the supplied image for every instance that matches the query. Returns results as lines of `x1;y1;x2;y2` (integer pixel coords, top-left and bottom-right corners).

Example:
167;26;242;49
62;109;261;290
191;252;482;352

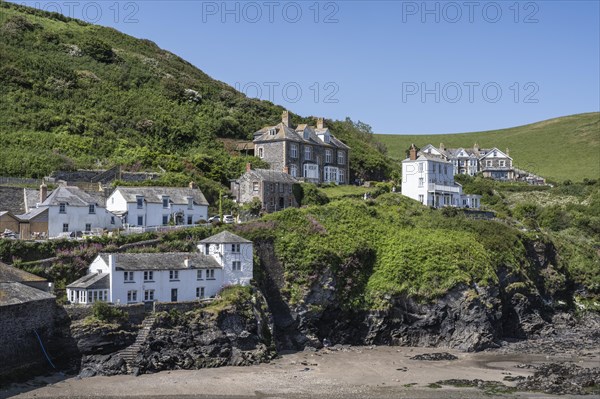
106;184;209;227
401;144;481;209
66;231;253;304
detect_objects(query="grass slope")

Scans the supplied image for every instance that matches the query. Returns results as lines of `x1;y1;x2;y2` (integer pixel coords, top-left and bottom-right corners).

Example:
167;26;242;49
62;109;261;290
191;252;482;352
375;113;600;182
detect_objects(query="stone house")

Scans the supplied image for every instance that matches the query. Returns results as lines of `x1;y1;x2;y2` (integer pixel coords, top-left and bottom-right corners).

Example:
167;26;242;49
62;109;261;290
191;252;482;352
66;231;253;305
106;184;209;227
0;261;50;292
230;164;299;213
253;111;350;184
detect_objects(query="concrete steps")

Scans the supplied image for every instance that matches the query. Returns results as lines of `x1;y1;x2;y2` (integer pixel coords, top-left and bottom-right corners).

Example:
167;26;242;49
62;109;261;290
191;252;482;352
121;315;156;373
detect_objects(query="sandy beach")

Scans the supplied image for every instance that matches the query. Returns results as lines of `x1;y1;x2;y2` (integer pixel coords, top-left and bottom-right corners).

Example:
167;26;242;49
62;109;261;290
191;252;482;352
2;345;599;399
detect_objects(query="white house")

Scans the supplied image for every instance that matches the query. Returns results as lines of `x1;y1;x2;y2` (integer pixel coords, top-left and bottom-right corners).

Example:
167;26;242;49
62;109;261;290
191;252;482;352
17;185;121;238
66;231;253;304
106;184;209;227
402;144;481;209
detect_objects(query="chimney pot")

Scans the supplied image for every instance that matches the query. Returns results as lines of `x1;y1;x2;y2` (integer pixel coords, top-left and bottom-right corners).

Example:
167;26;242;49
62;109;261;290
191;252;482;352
317;117;324;129
189;181;197;189
409;144;418;161
282;110;291;127
40;183;48;203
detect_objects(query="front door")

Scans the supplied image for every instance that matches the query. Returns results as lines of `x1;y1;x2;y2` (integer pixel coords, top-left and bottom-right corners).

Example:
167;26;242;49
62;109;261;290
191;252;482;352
171;288;178;302
279;197;284;209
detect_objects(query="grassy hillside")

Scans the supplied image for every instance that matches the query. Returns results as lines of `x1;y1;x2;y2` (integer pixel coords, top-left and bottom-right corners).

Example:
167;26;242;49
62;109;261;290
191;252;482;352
375;113;600;182
0;2;390;183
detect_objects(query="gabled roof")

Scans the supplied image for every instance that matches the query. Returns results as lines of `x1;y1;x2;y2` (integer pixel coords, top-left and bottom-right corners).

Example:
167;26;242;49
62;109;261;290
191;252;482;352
41;186;102;207
254;122;350;150
67;273;109;289
479;147;512;160
0;211;19;221
0;262;47;283
0;282;55;306
99;252;221;271
16;206;48;221
112;187;209;206
403;153;451;163
238;169;299;184
254;123;303;143
199;231;252;244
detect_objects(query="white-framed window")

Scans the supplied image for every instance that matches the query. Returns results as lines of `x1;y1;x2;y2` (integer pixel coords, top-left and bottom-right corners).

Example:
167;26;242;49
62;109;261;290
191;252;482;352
338;169;345;184
279;183;285;193
206;269;215;280
231;244;240;253
187;197;193;210
127;290;137;303
418;163;423;172
162;196;169;208
197;270;203;280
303;164;319;179
169;270;179;280
88;204;95;214
196;287;205;298
290;164;298;177
136;196;143;209
325;149;332;163
269;128;276;136
162;215;169;225
419;194;424;203
143;271;154;281
204;244;210;255
187;215;193;225
304;146;312;160
137;216;144;226
486;160;492;167
418;178;424;188
124;271;134;282
252;181;259;192
232;261;241;271
337;151;345;165
62;223;69;232
499;160;506;167
144;289;155;301
291;144;298;158
59;203;66;213
258;147;264;158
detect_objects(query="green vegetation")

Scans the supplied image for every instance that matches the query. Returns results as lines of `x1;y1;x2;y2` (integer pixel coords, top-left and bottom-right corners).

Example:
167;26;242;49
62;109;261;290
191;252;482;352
376;113;600;182
0;2;391;184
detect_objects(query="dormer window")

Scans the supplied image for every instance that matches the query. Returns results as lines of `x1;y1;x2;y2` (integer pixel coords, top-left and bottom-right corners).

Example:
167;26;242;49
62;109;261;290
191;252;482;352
303;131;309;140
269;128;277;136
136;196;144;209
59;203;66;213
324;133;330;143
162;196;170;208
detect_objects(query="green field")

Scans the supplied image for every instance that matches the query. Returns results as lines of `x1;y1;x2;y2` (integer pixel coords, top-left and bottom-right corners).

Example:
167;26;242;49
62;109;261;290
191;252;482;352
375;113;600;182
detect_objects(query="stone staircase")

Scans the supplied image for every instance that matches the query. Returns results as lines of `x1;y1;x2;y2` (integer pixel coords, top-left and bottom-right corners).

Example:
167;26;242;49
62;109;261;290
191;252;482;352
121;315;155;373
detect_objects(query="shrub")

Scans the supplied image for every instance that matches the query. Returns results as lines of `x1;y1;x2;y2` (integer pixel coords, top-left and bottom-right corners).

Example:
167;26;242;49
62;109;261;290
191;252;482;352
92;301;126;322
80;37;115;63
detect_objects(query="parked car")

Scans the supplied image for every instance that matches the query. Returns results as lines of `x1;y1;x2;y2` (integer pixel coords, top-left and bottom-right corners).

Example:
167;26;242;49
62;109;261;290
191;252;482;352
208;216;220;223
223;215;235;224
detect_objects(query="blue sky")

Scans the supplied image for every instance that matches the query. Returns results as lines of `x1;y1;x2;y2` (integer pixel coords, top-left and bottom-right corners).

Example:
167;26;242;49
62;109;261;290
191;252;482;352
17;0;600;134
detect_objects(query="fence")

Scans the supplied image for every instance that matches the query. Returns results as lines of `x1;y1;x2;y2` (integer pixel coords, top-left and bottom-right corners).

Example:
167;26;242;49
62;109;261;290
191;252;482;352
121;224;210;235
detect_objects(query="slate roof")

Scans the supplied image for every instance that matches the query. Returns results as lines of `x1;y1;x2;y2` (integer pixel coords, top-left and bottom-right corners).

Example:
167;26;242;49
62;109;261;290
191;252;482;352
238;169;299;184
16;206;48;221
0;262;47;283
0;187;29;214
99;252;221;271
199;231;252;244
254;122;350;150
41;186;102;207
24;188;43;212
403;153;451;163
0;282;55;306
67;273;109;289
113;187;209;206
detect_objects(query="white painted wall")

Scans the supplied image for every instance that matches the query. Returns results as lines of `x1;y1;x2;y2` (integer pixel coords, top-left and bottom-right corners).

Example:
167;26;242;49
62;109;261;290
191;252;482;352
47;205;121;237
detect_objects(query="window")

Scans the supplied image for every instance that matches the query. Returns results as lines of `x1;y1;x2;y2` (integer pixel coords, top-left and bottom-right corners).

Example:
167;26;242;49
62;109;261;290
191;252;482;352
204;244;210;255
197;270;203;280
444;166;448;175
325;150;332;163
111;216;115;225
162;215;169;225
291;144;298;158
85;223;92;232
303;164;319;179
143;271;154;281
88;204;95;214
187;215;193;225
136;196;143;209
290;164;298;177
62;223;69;232
59;203;66;213
499;160;506;167
127;290;137;303
304;146;312;160
279;183;284;193
258;147;264;158
438;164;442;174
162;196;169;208
486;160;492;167
187;198;193;210
196;287;205;298
338;169;345;184
144;289;155;301
137;216;143;226
124;271;134;282
337;151;345;165
419;194;424;203
232;261;241;271
418;178;424;188
169;270;179;281
418;163;423;172
231;244;240;253
206;269;215;280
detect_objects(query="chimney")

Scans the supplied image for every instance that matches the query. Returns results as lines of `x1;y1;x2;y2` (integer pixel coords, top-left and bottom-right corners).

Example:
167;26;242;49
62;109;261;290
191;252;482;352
246;163;252;172
189;181;197;189
40;183;48;203
506;148;510;156
283;165;289;174
184;256;192;268
317;117;324;129
409;144;418;161
439;143;445;151
282;110;291;127
474;142;480;151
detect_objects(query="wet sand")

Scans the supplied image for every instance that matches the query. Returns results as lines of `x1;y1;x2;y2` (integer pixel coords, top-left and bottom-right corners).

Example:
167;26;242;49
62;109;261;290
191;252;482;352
2;346;599;399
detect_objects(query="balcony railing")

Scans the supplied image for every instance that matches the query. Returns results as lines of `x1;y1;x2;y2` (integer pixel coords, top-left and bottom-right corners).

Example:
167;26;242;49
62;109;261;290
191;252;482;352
428;183;461;193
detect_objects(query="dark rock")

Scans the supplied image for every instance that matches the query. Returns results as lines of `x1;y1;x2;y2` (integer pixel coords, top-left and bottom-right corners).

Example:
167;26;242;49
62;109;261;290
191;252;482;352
410;352;458;361
517;363;600;395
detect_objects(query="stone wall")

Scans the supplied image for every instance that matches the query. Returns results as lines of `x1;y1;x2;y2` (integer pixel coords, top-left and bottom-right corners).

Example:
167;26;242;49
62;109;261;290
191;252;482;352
0;298;59;377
